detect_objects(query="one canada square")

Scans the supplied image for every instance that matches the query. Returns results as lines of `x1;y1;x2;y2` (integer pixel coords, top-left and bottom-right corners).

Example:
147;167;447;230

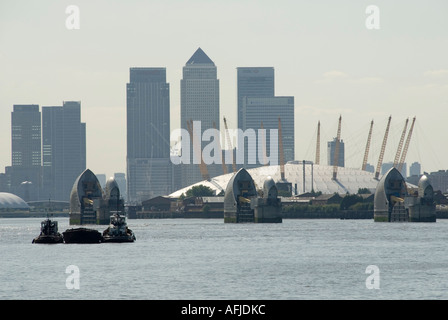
126;68;173;204
180;48;220;188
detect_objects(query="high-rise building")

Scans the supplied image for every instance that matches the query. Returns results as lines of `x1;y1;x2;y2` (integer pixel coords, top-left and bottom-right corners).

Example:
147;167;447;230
114;172;127;202
364;163;375;173
237;67;275;130
327;138;345;168
237;67;294;170
41;101;86;201
410;162;421;177
180;48;220;188
241;97;295;169
425;170;448;193
126;67;173;203
10;105;41;201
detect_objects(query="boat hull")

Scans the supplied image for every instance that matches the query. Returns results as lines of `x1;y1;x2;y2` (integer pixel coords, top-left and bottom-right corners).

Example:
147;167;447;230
102;228;136;243
102;235;135;243
63;228;103;244
32;234;63;244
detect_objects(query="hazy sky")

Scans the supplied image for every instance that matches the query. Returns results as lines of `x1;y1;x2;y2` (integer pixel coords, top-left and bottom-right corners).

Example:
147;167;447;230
1;0;447;179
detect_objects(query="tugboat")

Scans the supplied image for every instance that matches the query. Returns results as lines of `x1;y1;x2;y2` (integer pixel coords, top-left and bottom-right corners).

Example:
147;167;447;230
62;227;103;244
32;216;64;244
102;212;136;243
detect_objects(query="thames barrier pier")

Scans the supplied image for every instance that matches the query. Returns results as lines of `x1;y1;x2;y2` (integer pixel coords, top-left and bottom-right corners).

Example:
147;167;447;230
251;177;282;223
69;169;125;225
374;167;408;222
406;175;436;222
374;167;436;222
224;168;282;223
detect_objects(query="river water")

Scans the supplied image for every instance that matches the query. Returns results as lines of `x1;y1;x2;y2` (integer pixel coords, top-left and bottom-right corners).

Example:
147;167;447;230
1;217;447;300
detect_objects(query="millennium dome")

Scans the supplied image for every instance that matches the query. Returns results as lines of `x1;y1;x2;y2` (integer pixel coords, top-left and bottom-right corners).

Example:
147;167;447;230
169;162;395;197
0;192;30;210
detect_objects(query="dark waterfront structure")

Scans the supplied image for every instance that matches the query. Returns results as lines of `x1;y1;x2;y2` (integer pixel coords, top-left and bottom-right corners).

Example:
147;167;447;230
374;167;437;222
41;101;86;201
10;105;42;201
251;176;282;223
69;169;103;225
180;48;221;188
374;168;408;222
407;175;436;222
126;67;173;204
224;168;282;223
103;177;125;218
224;168;257;223
69;169;125;225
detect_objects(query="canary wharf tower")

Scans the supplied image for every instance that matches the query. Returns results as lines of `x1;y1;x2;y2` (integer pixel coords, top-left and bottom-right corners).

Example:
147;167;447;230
180;48;220;188
126;68;172;204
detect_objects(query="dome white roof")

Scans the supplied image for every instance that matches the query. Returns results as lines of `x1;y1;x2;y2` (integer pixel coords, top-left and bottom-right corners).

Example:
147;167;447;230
169;162;416;198
0;192;30;209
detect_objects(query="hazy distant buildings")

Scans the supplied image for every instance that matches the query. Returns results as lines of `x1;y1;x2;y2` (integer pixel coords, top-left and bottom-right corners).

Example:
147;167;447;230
364;163;375;173
327;138;345;167
10;105;41;201
241;96;295;169
180;48;220;188
425;170;448;193
237;67;294;169
41;101;86;201
381;161;406;178
126;67;173;203
410;162;421;177
114;172;127;202
96;174;106;188
237;67;275;130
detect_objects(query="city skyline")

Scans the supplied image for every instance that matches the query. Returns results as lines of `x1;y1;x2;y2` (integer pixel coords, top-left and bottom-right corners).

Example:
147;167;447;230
1;1;447;179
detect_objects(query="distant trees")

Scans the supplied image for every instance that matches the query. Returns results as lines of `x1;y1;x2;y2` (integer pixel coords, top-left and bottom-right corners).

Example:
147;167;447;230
340;193;373;210
340;194;365;210
358;188;372;194
185;185;215;197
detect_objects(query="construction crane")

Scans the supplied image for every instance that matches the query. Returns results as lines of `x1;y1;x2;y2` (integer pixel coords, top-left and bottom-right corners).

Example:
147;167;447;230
362;120;374;171
278;117;285;181
374;115;392;180
213;121;227;175
332;115;342;180
186;120;210;181
393;118;409;168
223;117;237;173
398;116;416;172
315;121;320;165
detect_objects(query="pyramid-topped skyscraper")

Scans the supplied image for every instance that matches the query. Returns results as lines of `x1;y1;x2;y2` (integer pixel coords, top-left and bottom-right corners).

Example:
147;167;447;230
186;47;215;65
180;48;221;188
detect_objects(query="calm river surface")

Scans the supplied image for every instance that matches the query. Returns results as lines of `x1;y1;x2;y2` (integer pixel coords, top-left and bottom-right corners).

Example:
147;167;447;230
1;217;447;300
